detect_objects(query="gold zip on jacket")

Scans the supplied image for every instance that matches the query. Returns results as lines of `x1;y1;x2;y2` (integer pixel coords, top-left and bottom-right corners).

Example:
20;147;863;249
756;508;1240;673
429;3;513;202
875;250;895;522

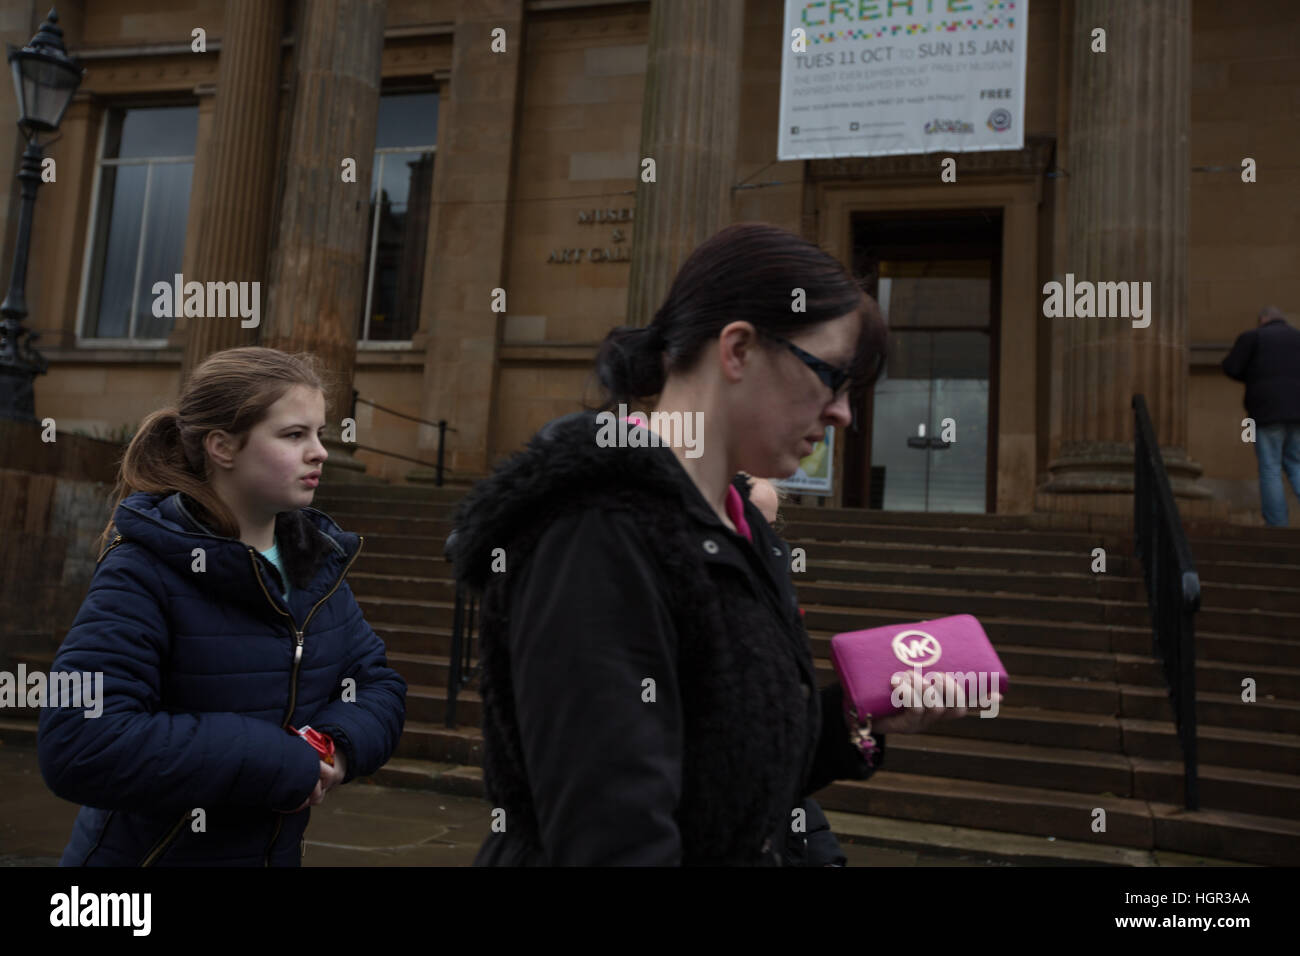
248;536;366;728
140;534;365;868
248;536;365;865
140;812;190;867
97;532;124;564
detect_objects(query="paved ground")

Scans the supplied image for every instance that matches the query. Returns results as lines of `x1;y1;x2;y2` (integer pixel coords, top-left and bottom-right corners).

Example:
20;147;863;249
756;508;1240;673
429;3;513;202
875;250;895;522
0;744;1003;866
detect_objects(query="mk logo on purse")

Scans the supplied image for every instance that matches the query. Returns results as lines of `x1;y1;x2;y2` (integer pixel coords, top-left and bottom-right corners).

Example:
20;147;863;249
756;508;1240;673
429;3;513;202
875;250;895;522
891;629;942;667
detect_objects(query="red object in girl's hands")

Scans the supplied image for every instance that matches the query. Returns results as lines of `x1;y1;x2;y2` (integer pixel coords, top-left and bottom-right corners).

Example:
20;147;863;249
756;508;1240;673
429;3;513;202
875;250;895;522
290;725;335;766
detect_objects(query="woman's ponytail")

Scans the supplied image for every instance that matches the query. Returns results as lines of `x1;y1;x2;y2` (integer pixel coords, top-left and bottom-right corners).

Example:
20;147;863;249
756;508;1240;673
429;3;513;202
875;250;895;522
594;323;668;406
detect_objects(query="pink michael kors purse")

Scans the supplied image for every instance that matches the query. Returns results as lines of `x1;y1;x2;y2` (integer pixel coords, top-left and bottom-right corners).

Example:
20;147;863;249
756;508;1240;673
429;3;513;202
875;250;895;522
829;614;1009;721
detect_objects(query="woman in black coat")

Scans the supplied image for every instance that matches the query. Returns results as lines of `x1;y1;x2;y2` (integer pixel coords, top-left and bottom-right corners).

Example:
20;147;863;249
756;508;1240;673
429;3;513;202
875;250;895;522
734;471;846;867
450;222;962;865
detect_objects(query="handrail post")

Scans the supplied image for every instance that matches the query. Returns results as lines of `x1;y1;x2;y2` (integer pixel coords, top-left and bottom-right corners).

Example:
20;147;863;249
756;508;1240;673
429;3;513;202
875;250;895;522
347;392;457;476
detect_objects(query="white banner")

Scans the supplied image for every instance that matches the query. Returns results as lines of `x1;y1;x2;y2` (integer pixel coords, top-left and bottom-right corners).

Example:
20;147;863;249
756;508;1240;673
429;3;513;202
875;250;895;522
778;0;1028;160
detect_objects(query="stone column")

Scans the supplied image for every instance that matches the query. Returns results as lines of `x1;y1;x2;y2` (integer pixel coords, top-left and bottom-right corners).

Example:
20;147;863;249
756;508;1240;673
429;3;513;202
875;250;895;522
1044;0;1206;499
178;0;285;380
261;0;386;470
624;0;745;329
411;0;524;479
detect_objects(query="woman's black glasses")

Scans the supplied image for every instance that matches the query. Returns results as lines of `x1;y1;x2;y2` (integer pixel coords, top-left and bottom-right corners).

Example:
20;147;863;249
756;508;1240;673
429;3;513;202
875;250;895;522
764;331;853;398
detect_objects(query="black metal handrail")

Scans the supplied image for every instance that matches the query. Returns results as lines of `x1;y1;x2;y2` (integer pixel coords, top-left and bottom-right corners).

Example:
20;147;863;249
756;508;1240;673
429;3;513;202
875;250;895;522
1132;394;1201;810
349;390;456;486
443;530;480;728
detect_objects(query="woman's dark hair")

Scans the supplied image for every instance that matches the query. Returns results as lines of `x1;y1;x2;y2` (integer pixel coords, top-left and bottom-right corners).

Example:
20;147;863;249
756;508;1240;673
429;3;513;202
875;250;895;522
95;347;333;555
594;222;887;407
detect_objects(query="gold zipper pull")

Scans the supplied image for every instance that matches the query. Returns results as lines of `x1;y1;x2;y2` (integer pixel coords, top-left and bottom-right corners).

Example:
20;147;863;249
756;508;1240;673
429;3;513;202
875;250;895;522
97;532;125;564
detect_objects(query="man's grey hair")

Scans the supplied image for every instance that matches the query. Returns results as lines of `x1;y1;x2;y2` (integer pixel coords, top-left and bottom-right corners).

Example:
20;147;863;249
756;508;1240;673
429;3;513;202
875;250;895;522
1259;305;1286;322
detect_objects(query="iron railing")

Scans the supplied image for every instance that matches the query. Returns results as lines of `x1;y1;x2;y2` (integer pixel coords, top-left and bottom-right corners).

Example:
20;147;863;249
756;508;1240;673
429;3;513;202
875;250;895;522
1132;393;1201;810
344;392;469;717
443;530;480;728
349;390;455;486
441;530;483;723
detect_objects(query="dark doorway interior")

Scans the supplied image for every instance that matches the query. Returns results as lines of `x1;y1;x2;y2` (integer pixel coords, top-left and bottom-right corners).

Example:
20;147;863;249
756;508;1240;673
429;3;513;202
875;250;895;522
844;209;1003;512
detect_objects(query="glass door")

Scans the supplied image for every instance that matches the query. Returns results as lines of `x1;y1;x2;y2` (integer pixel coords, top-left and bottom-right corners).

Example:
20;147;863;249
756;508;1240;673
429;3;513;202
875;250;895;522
869;260;992;512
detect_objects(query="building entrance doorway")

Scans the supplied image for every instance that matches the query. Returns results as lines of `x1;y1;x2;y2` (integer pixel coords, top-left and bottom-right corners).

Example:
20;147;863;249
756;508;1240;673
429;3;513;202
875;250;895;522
843;210;1002;512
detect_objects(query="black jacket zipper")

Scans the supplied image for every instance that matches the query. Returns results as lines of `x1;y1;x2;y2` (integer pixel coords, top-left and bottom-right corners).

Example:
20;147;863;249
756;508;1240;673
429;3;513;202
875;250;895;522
249;536;365;865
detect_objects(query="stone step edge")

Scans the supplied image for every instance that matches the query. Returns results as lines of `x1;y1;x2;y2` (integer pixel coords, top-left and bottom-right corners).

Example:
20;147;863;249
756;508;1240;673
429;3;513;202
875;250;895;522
0;708;1268;794
353;759;1256;867
397;712;1296;757
0;721;1287;854
819;810;1252;867
361;651;1300;700
382;733;1300;798
318;495;1300;540
398;684;1300;741
355;588;1300;627
348;602;1300;651
802;581;1300;620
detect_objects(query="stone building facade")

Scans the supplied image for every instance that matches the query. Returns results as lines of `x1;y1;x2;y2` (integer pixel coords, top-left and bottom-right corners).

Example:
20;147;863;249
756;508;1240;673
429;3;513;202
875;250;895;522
2;0;1296;519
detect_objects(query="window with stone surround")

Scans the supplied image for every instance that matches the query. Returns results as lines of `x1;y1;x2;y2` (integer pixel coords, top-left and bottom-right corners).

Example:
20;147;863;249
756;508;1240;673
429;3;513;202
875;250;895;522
359;90;438;345
77;104;198;344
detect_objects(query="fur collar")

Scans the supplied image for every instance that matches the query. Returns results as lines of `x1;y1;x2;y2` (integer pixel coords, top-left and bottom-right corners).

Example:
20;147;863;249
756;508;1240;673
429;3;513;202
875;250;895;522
449;410;710;591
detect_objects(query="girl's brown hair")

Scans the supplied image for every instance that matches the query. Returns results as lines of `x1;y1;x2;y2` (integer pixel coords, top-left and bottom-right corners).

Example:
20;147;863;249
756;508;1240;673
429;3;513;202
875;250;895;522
96;347;333;555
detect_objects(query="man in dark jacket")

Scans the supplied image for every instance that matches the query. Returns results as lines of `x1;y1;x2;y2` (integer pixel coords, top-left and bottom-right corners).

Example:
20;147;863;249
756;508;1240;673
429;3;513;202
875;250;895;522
450;410;883;865
1222;306;1300;526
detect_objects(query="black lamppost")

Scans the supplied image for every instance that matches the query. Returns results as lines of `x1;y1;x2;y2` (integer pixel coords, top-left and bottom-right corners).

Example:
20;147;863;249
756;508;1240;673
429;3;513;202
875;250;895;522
0;8;83;423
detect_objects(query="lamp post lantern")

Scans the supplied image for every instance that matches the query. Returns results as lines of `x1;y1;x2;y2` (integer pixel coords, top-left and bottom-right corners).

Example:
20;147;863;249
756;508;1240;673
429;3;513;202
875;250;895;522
0;8;84;423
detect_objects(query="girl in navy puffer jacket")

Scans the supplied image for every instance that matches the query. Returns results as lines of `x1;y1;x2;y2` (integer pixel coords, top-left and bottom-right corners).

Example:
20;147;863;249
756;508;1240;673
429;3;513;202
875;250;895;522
37;347;407;866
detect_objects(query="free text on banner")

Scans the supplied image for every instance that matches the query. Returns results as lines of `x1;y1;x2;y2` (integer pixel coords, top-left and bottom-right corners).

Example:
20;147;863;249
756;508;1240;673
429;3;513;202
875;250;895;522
778;0;1028;159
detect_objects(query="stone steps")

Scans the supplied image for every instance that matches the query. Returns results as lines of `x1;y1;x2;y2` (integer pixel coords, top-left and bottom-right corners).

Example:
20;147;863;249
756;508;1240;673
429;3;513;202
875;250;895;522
11;481;1294;865
358;723;1300;865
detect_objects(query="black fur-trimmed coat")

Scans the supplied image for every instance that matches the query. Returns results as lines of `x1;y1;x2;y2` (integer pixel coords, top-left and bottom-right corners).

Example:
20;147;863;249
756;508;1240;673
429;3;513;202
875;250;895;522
449;411;880;865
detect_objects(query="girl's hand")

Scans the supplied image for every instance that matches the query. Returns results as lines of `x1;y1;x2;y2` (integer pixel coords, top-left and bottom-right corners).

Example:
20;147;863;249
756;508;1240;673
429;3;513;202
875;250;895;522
320;751;347;795
279;778;324;814
277;752;347;813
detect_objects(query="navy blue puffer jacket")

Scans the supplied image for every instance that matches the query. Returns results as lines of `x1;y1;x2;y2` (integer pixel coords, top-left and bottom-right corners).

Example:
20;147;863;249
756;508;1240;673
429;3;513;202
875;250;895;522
37;491;406;866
